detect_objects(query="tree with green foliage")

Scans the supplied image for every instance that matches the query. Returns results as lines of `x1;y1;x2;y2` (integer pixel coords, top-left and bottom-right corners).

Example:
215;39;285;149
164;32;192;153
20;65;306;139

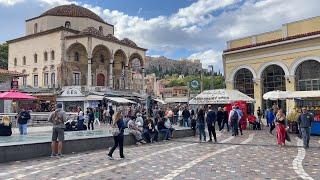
0;43;8;69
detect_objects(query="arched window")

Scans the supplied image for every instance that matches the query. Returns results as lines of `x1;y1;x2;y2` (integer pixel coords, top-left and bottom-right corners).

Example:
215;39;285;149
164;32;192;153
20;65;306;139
34;23;38;33
262;65;286;109
234;68;254;98
51;50;55;60
99;26;103;33
296;60;320;91
44;72;49;86
14;58;17;66
65;21;71;28
100;54;104;63
44;51;48;61
34;53;37;63
74;52;80;61
22;56;26;65
51;73;55;87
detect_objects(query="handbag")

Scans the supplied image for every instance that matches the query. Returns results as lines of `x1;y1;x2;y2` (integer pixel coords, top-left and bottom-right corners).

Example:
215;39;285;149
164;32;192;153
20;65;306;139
111;124;120;136
285;131;291;142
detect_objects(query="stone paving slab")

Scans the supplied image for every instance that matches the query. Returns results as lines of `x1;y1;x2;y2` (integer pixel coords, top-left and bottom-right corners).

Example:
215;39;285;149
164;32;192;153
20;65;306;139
0;128;319;180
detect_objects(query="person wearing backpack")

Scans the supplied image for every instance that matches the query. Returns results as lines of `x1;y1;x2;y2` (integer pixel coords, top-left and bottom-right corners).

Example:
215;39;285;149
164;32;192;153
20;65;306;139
48;103;66;157
228;106;241;136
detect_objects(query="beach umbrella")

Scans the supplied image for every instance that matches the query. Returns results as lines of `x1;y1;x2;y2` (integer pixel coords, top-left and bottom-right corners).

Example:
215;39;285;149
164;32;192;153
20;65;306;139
0;90;37;100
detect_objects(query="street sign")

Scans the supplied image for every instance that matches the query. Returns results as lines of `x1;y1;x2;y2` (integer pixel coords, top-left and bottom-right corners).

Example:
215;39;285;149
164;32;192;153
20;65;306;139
190;80;200;89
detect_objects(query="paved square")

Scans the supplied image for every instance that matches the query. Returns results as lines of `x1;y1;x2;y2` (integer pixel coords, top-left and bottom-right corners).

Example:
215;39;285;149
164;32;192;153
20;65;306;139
0;129;319;180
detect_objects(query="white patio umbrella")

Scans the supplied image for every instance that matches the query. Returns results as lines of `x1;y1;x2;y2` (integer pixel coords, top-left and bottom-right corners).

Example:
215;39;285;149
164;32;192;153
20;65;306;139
189;89;255;105
263;90;290;100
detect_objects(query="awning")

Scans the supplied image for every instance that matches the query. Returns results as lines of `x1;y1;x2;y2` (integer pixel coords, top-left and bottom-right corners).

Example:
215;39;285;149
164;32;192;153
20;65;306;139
85;95;104;101
154;98;167;104
263;90;290;100
105;97;136;104
287;91;320;99
165;97;189;103
56;96;85;102
189;89;255;105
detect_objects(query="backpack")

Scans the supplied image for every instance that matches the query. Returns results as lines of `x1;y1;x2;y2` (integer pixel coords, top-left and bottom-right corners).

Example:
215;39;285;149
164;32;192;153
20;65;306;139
231;110;239;123
51;111;63;125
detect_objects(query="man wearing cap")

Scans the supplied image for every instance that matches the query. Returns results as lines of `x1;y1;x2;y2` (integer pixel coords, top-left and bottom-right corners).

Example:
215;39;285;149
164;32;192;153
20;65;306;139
48;103;66;157
298;108;314;149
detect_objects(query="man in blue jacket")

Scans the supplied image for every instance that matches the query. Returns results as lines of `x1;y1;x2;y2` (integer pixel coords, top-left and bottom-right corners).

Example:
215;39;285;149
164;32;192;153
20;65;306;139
206;105;217;143
298;108;314;149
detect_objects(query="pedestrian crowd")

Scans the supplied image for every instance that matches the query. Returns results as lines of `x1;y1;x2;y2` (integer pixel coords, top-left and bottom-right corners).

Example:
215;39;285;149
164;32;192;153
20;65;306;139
0;101;315;159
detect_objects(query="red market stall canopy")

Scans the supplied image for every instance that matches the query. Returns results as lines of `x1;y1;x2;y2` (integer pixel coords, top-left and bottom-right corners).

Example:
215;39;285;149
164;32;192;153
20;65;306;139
0;90;37;100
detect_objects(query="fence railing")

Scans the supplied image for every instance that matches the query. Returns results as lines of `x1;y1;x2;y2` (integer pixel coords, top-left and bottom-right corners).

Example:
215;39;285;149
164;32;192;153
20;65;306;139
0;112;77;128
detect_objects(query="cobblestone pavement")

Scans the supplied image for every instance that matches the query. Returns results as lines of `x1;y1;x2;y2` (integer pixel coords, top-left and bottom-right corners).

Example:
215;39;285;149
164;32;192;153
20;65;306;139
0;128;319;180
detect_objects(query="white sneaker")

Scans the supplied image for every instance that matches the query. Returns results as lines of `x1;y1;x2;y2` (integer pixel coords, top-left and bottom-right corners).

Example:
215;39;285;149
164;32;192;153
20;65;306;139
107;155;114;160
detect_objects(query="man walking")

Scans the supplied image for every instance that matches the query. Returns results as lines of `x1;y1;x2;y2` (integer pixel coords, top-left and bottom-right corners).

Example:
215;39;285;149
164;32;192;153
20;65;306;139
48;103;66;157
182;106;191;127
16;109;31;135
217;107;223;131
298;107;314;149
206;105;217;143
220;107;229;132
228;106;241;136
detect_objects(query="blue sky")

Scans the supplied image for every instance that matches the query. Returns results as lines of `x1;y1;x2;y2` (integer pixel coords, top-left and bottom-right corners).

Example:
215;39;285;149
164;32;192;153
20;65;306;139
1;0;320;71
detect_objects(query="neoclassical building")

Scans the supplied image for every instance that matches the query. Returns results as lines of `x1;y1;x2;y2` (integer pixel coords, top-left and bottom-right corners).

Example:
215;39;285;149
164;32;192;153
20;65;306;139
7;4;147;93
223;16;320;112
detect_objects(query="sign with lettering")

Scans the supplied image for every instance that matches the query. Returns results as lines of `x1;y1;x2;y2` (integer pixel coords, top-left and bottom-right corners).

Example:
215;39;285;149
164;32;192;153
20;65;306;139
60;88;84;97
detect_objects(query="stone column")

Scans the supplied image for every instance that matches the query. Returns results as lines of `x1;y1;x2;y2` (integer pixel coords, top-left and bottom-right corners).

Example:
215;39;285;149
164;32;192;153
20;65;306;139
142;67;145;93
225;80;234;90
253;78;262;114
87;57;92;87
124;65;128;90
108;59;113;88
285;75;296;113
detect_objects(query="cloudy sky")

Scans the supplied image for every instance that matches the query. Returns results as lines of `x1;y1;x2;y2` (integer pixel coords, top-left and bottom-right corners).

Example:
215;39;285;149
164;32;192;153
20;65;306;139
1;0;320;71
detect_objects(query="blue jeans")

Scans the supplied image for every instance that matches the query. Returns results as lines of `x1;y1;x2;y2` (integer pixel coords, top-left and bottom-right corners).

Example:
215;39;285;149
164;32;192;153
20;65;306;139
300;127;310;148
18;123;28;135
198;123;206;141
183;118;189;127
159;129;170;140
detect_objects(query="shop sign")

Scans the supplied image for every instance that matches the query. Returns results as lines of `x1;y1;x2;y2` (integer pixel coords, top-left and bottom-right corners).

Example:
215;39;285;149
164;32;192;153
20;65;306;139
60;88;84;97
11;80;18;90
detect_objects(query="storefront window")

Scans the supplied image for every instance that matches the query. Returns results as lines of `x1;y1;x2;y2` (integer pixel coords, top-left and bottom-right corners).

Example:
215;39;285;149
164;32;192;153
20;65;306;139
296;60;320;91
234;68;254;98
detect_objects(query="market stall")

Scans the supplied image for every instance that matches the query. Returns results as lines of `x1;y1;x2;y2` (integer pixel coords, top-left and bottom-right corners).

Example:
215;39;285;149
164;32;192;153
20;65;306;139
287;91;320;135
189;89;255;130
189;89;255;105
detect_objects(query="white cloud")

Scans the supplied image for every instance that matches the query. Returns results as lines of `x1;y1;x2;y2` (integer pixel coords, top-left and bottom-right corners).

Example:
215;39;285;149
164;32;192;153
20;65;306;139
0;0;24;6
2;0;320;71
188;49;222;71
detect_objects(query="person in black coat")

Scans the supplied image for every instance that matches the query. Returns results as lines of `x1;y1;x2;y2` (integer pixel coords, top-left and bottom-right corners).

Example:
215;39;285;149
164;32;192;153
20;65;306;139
220;107;229;132
216;107;224;131
0;116;12;136
143;118;158;143
206;106;217;142
157;118;170;140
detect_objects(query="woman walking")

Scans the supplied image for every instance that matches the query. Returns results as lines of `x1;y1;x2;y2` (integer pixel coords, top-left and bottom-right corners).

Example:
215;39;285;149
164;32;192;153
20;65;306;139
197;108;206;142
275;109;286;147
108;112;125;159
